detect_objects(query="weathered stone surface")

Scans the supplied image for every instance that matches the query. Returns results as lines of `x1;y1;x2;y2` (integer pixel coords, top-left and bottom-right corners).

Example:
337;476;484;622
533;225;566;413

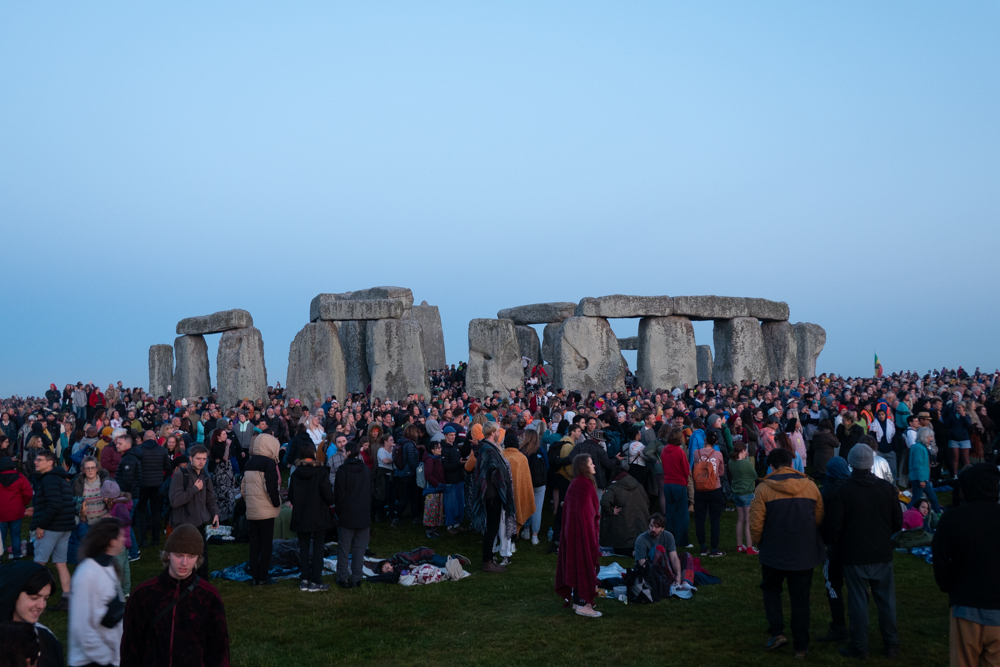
575;295;673;319
636;316;697;390
366;319;431;401
697;345;714;383
762;321;799;382
618;336;638;351
467;319;524;397
713;318;770;385
671;296;750;321
794;322;826;379
746;298;790;322
541;323;560;363
310;287;414;322
412;301;447;370
552;316;626;395
310;297;404;321
286;321;347;405
176;309;253;335
148;345;173;398
515;325;541;367
338;321;370;393
216;326;268;409
497;302;577;325
173;335;211;399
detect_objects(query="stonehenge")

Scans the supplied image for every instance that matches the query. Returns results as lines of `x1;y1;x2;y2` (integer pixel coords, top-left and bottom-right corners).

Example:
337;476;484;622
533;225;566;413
286;321;347;406
148;345;173;399
696;345;714;384
636;316;697;390
762;320;799;383
467;319;523;397
515;325;541;366
172;335;211;399
794;322;827;379
216;326;268;409
713;317;770;385
177;309;253;335
366;318;431;401
413;301;447;370
551;316;627;395
497;302;576;325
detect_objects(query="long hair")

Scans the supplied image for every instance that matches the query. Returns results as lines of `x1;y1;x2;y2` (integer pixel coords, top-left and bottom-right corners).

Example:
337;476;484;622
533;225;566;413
79;518;123;573
776;431;795;454
0;621;40;667
571;453;596;487
520;429;540;457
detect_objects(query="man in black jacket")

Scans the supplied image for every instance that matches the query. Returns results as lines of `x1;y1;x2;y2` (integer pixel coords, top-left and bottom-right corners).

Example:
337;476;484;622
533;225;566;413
334;441;372;588
826;445;903;659
570;438;623;491
133;433;171;548
30;450;75;610
932;463;1000;665
836;412;865;461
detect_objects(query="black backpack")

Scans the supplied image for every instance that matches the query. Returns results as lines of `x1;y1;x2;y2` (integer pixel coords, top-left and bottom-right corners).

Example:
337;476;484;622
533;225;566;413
393;441;408;471
625;562;668;604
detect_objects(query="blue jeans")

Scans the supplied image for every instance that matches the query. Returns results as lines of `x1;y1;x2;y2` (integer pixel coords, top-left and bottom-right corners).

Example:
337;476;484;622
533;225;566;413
128;504;139;559
1;519;22;557
529;485;546;534
909;482;940;513
663;483;690;547
74;406;86;421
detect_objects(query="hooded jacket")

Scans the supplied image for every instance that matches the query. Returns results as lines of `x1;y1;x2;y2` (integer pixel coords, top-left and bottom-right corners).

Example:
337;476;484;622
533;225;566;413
30;468;76;533
749;466;825;571
932;464;1000;610
599;473;650;549
333;457;372;530
288;460;335;533
824;469;902;565
0;457;32;522
240;434;280;521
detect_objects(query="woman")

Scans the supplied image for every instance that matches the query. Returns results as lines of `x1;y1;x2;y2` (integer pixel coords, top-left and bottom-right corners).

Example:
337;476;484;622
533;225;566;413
554;454;602;618
909;427;940;513
208;429;237;522
422;441;446;539
729;442;758;555
810;419;839;479
0;620;41;667
73;456;109;526
692;432;726;557
306;416;325;448
374;434;395;521
68;518;125;667
164;434;185;468
287;443;335;593
869;408;897;479
771;431;804;473
785;418;807;462
196;412;209;444
0;562;63;667
109;411;122;430
241;434;281;586
520;429;548;545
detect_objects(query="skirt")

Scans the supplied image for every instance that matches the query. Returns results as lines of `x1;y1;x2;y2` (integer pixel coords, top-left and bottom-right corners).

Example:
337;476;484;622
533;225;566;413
443;482;465;527
423;492;444;527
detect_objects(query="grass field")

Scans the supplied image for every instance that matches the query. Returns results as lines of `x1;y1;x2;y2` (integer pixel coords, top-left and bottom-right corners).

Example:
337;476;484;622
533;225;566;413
33;502;950;667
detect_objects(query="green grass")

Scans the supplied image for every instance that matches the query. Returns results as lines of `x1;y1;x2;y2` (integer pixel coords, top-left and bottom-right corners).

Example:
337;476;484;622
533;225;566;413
33;504;950;667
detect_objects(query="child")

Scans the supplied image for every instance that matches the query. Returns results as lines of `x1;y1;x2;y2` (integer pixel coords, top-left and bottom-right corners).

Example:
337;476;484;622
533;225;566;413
729;442;758;555
0;457;33;559
102;480;133;596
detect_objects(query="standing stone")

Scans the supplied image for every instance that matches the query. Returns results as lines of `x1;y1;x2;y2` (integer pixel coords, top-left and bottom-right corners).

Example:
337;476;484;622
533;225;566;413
286;321;347;406
148;345;174;399
713;318;770;385
617;336;638;351
412;301;447;370
575;295;673;318
794;322;827;379
696;346;714;384
173;335;211;400
338;321;370;394
176;309;253;335
762;321;799;383
467;319;524;398
366;319;431;401
552;316;626;395
636;316;697;391
541;323;560;363
497;302;577;325
514;325;541;367
216;326;268;409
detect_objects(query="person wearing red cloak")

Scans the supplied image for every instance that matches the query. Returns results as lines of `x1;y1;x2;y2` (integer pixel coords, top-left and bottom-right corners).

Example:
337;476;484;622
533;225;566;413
555;453;602;618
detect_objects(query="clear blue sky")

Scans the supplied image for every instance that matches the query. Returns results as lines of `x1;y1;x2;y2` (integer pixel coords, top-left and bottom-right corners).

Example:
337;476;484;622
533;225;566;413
1;2;997;397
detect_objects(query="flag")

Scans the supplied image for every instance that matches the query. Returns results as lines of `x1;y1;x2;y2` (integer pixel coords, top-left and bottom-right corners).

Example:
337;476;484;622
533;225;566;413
875;353;883;378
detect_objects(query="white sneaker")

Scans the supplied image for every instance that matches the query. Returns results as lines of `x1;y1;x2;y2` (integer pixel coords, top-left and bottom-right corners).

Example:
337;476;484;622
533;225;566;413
531;534;539;545
520;527;531;540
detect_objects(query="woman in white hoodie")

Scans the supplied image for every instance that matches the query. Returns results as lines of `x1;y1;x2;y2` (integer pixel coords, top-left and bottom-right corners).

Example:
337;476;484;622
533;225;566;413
68;517;125;667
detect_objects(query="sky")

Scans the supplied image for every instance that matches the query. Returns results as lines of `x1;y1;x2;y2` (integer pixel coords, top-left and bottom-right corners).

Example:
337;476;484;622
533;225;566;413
1;2;997;397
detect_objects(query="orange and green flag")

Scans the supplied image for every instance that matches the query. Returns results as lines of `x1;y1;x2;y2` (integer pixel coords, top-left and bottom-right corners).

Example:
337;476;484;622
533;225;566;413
875;353;883;378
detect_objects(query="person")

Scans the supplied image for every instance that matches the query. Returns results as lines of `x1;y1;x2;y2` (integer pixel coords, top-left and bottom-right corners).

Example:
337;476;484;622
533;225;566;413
946;401;973;478
837;411;865;461
0;456;32;560
390;428;420;528
909;427;940;513
825;444;902;659
325;433;348;490
334;440;372;589
207;427;237;522
692;431;726;557
132;433;171;549
110;432;141;562
422;440;446;539
729;442;758;555
520;428;547;545
101;480;133;596
67;517;125;667
932;464;1000;666
502;434;535;541
554;454;602;618
72;456;108;527
749;448;826;658
818;457;850;643
599;466;649;555
811;419;839;479
469;422;516;573
30;450;75;612
167;445;219;579
569;436;620;491
633;513;682;587
440;426;466;535
0;620;42;667
660;427;691;549
120;524;229;666
240;434;281;586
288;442;335;592
0;561;63;667
869;408;897;480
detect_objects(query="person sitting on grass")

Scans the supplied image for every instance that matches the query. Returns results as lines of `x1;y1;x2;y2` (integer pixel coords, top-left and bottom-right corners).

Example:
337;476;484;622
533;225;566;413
633;513;682;587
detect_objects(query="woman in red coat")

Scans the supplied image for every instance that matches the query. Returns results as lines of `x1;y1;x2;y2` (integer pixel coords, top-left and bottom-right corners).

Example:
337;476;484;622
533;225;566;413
555;453;602;618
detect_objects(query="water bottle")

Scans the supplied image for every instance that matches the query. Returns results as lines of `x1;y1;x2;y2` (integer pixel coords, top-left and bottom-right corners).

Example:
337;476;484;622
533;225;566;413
547;527;553;542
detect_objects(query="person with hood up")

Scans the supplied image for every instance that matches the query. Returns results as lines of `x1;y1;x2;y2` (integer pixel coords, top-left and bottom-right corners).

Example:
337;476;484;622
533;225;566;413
240;434;281;586
469;422;516;573
818;457;850;643
287;442;335;592
749;448;826;658
31;450;75;612
334;440;372;588
0;456;32;560
932;463;1000;666
824;444;903;660
0;561;63;667
600;465;649;554
868;408;898;481
554;454;602;618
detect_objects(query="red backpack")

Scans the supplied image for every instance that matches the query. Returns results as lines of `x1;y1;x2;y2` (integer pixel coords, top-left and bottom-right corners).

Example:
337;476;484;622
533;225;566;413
692;450;719;492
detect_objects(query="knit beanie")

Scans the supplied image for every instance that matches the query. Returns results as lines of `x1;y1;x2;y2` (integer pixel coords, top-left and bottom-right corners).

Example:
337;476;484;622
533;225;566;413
902;508;923;531
848;444;874;470
164;523;204;556
100;480;121;499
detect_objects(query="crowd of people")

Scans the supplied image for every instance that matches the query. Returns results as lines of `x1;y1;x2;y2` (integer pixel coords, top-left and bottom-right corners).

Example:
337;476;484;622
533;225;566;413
0;363;998;665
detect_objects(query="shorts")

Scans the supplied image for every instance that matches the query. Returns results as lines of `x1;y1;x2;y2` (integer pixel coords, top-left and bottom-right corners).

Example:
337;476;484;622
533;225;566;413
948;440;971;450
34;529;70;564
732;493;755;508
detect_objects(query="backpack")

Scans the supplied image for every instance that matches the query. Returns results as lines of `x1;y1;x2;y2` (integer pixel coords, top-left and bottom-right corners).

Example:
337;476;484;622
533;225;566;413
415;462;426;489
625;561;667;604
70;442;94;466
693;451;719;492
393;442;406;471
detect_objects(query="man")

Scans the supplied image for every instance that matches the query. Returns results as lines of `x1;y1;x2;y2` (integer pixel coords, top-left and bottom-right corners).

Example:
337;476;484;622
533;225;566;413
168;445;220;578
120;524;230;667
633;514;683;587
932;464;1000;666
133;431;171;548
836;411;865;461
569;437;620;491
470;422;515;573
71;383;87;422
326;433;348;491
825;445;903;659
334;440;372;588
30;450;75;611
749;448;826;658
